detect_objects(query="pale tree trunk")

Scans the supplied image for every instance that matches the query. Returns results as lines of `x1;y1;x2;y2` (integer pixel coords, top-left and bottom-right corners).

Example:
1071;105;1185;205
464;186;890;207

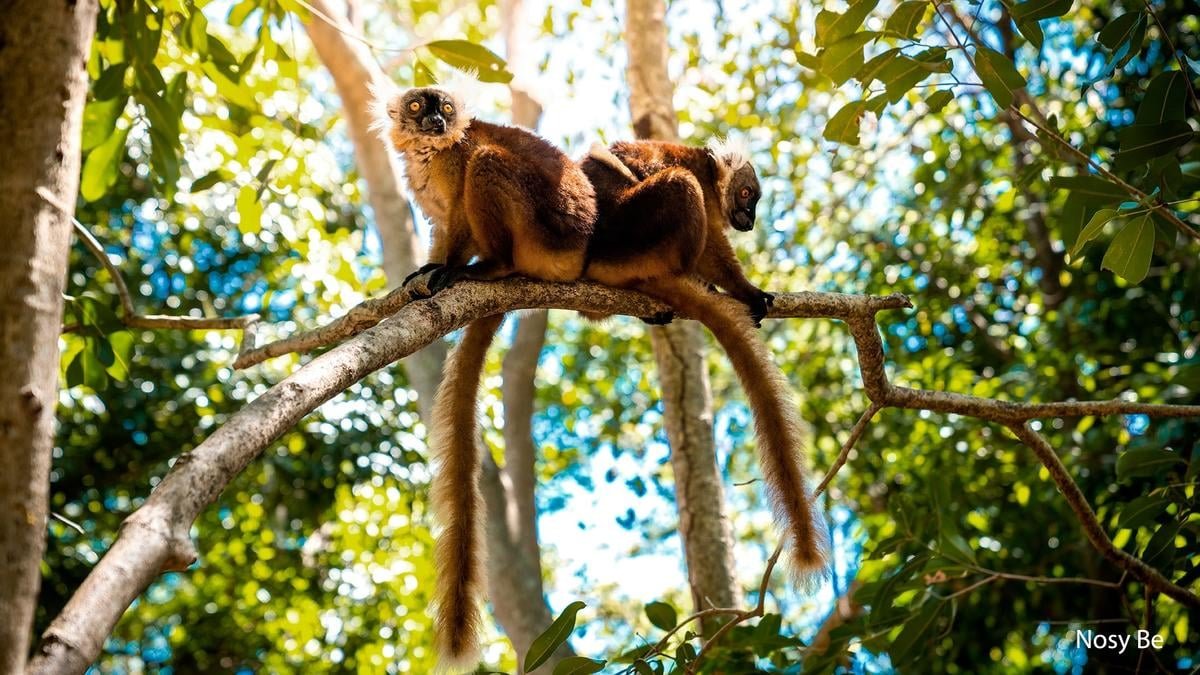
302;0;446;413
0;1;99;671
623;0;742;622
477;1;571;669
306;0;565;666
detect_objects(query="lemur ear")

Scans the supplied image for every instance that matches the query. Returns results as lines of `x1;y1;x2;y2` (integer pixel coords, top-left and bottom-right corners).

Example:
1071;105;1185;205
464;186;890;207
706;134;751;171
368;78;401;142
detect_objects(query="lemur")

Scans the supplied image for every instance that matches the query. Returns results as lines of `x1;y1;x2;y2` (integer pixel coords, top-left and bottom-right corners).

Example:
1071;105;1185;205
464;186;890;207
581;138;829;585
375;78;594;672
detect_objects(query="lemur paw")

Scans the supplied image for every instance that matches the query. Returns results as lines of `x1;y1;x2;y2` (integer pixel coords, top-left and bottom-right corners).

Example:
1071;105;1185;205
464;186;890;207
425;266;464;295
403;262;442;287
747;293;771;328
640;310;675;326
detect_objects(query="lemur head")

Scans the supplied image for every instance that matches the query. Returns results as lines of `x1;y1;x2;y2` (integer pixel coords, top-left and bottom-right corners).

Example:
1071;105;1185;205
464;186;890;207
707;136;760;232
373;74;478;154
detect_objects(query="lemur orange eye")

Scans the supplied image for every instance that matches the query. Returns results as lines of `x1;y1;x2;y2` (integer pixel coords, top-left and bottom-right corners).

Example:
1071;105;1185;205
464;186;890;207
442;103;454;114
740;187;752;199
408;101;421;113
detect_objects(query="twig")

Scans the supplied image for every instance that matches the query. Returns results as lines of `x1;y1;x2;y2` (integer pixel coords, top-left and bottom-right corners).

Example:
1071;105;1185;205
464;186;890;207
1140;0;1200;115
1007;423;1198;608
815;402;882;495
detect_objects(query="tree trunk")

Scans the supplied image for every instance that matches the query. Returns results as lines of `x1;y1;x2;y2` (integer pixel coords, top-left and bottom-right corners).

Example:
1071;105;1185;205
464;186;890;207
623;0;741;623
302;0;446;414
0;1;99;671
478;2;572;668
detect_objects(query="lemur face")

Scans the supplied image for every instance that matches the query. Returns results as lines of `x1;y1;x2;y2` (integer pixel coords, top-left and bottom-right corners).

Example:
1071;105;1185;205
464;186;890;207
726;164;760;232
394;88;459;135
382;86;469;152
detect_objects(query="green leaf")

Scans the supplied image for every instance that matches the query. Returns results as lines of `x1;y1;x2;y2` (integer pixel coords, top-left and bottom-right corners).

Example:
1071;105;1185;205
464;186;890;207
82;95;128;152
1010;0;1072;22
1117;448;1184;479
974;47;1026;109
824;101;867;145
820;32;877;85
1049;175;1123;204
889;600;944;665
1101;214;1155;283
414;60;436;87
551;657;606;675
1098;12;1143;51
885;1;927;38
188;10;209;55
201;62;257;109
524;601;586;672
878;49;951;102
1118;496;1169;529
1142;522;1180;567
1098;16;1146;75
1059;194;1087;246
1069;208;1117;258
80;125;130;202
1135;71;1188;125
237;184;263;234
645;601;677;631
939;532;977;565
190;169;231;193
1016;19;1044;49
105;331;134;381
926;90;954;113
815;0;880;47
75;341;109;391
93;63;128;100
856;48;900;86
1114;121;1193;170
425;40;513;83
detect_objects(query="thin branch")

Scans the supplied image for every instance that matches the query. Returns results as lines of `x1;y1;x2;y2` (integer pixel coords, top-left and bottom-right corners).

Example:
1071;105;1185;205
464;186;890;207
1007;423;1198;608
39;191;260;335
815;402;882;495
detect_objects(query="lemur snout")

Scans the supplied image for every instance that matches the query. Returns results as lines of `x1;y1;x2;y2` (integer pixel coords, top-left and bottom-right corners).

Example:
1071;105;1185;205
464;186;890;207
421;114;447;134
732;209;753;231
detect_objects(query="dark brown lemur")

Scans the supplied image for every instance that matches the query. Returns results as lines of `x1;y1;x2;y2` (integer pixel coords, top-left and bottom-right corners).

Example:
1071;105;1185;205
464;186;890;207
375;80;595;672
581;138;830;583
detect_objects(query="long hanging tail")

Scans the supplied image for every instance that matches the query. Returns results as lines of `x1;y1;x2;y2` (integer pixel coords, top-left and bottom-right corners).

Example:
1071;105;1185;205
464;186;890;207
429;313;505;672
640;277;829;583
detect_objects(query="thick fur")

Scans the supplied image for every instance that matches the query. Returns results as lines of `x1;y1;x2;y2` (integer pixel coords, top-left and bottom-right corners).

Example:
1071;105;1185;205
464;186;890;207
380;86;595;284
580;140;829;581
640;278;828;581
379;86;596;669
429;314;505;672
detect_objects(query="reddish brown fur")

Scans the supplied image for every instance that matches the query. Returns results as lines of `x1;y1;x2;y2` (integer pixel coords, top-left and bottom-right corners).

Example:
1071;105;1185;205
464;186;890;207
580;141;829;581
382;86;597;671
428;314;504;671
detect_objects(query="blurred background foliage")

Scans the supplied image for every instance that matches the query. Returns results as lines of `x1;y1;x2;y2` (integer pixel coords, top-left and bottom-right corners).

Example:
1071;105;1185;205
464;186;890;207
46;0;1198;672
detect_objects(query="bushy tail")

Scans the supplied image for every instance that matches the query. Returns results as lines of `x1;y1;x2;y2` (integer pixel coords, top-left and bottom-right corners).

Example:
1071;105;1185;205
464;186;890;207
429;314;505;672
641;277;828;583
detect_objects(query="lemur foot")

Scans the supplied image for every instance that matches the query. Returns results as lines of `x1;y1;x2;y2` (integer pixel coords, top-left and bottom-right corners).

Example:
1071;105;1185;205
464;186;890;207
403;263;443;299
425;265;465;295
403;262;442;287
747;291;774;328
640;310;676;326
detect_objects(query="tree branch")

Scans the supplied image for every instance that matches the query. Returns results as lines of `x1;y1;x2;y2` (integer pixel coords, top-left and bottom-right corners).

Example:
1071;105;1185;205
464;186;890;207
31;277;1200;674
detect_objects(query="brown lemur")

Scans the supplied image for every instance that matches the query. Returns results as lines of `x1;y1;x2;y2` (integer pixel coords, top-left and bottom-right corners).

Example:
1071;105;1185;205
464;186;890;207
374;77;595;672
580;137;829;583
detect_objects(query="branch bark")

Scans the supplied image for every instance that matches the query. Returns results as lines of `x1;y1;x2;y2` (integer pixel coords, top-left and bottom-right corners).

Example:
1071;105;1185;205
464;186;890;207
625;0;742;620
0;2;98;671
31;278;1200;673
